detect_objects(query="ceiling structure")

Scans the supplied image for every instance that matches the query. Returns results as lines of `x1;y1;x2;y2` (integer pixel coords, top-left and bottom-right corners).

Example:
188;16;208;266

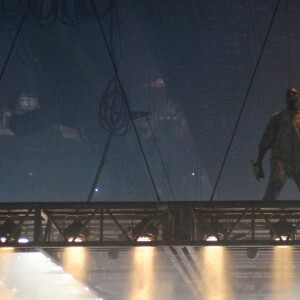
1;0;300;202
1;0;300;299
0;201;298;299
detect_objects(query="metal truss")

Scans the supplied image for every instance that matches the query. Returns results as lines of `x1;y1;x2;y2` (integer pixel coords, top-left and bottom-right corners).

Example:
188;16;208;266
0;201;300;248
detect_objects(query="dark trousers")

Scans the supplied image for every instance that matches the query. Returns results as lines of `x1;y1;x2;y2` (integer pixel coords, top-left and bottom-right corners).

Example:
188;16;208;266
263;160;300;201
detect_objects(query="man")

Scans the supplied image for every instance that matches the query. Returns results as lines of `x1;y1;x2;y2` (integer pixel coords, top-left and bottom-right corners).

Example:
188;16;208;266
253;87;300;201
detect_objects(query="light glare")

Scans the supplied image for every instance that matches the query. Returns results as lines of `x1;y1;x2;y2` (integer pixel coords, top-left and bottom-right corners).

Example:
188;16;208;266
206;235;218;242
272;247;295;299
137;236;153;242
18;238;28;244
67;237;83;243
62;247;88;282
129;247;155;300
199;247;232;300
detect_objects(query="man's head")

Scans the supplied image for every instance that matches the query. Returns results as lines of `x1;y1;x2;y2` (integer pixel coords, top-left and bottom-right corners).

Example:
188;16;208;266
286;87;300;109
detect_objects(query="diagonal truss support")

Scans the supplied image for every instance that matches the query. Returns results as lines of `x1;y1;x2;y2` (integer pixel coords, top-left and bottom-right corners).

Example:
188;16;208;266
0;201;299;247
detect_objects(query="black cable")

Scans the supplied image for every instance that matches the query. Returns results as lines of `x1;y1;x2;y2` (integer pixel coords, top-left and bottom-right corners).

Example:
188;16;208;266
98;2;127;136
286;0;291;86
91;0;162;202
209;0;282;201
85;1;126;202
146;2;176;202
98;77;130;136
147;118;177;201
0;0;31;82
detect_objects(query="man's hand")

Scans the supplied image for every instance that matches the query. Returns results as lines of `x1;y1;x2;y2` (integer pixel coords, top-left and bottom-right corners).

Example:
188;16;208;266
252;160;264;181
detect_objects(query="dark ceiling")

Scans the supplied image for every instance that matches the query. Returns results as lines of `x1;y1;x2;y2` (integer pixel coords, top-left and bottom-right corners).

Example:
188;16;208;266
0;0;299;201
1;1;300;299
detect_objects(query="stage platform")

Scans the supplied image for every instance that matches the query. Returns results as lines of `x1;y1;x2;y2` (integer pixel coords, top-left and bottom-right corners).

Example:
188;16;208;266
0;201;299;300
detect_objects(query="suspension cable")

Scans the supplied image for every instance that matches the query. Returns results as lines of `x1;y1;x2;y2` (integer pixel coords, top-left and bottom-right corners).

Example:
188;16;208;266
146;118;177;201
91;0;161;202
146;1;176;201
209;0;282;201
286;0;291;86
0;0;31;82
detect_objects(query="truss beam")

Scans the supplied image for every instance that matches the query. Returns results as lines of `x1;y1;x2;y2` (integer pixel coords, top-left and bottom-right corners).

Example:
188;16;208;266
0;201;298;248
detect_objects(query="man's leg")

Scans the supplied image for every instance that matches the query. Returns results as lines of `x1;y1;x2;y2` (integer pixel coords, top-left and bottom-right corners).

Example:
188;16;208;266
263;160;287;201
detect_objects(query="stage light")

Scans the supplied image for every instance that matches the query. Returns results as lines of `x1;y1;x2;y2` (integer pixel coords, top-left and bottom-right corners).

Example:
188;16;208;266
270;219;296;241
64;219;89;242
132;218;158;242
18;238;29;244
246;247;258;260
202;220;226;242
0;219;21;243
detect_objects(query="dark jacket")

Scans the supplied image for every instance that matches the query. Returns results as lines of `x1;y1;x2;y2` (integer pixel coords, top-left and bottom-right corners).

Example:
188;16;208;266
259;109;300;176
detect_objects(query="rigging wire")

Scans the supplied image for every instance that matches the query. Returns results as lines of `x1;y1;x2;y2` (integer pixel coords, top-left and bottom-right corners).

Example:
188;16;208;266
286;0;291;86
146;0;177;202
86;1;127;202
0;0;31;82
90;0;162;202
209;0;282;201
146;118;177;201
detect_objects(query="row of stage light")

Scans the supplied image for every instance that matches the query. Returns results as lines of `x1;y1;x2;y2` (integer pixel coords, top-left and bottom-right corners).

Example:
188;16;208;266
0;217;158;245
200;218;296;242
0;216;297;246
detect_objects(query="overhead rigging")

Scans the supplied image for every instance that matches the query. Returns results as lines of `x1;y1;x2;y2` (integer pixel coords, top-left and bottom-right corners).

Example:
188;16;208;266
209;0;282;201
87;0;162;202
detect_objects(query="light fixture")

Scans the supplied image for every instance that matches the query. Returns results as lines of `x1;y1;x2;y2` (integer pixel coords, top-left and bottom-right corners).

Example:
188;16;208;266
18;237;29;244
270;219;296;241
0;219;21;243
64;219;89;242
132;218;158;242
202;220;226;242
